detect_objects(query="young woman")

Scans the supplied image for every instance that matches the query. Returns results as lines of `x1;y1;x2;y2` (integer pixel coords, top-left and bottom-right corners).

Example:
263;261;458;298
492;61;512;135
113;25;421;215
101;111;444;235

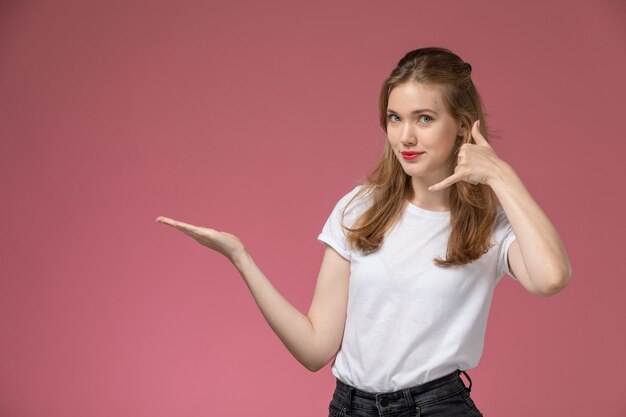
156;47;571;417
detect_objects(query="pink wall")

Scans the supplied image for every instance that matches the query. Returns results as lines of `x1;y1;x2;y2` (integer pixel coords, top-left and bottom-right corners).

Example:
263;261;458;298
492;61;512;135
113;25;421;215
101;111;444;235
1;0;624;416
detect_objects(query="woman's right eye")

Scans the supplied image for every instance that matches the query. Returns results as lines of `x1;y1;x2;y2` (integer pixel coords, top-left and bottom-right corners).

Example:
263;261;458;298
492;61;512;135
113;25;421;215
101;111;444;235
387;114;400;122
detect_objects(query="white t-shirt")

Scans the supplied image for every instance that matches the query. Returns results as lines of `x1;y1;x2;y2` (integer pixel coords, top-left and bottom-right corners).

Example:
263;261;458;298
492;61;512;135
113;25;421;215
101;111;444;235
317;186;517;393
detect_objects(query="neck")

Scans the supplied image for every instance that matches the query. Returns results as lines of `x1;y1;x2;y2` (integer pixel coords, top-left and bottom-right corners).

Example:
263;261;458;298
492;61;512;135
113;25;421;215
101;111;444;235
409;175;451;212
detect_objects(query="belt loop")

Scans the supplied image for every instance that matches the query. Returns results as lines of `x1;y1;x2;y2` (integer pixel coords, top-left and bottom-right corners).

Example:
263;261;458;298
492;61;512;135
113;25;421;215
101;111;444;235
402;387;419;416
461;370;473;392
344;385;355;415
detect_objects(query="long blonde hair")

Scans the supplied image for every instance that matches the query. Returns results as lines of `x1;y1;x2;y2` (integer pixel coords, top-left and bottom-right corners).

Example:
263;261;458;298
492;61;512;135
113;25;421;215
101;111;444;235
343;47;498;266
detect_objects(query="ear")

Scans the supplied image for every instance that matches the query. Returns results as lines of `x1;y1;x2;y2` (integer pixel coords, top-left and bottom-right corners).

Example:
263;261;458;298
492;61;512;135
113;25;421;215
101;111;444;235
457;120;467;137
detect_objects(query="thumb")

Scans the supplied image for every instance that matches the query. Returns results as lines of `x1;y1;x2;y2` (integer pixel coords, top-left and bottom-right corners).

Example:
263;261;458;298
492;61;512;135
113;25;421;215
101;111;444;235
471;120;490;146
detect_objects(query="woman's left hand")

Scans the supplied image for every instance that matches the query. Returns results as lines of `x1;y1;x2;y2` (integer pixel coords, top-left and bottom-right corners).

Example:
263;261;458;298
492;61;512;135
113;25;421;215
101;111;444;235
428;120;505;191
429;120;572;296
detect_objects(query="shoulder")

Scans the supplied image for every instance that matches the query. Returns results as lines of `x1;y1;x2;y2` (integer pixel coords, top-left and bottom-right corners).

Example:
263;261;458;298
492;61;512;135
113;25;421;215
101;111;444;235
318;185;372;259
325;185;372;229
335;185;371;213
335;185;365;207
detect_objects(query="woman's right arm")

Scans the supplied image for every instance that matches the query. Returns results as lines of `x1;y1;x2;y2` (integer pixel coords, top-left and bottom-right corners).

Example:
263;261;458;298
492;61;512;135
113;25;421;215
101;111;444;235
233;245;350;371
156;216;350;371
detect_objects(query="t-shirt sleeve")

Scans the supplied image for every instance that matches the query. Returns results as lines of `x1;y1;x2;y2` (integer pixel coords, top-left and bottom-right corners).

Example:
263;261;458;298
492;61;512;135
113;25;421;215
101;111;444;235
495;207;518;280
317;186;364;261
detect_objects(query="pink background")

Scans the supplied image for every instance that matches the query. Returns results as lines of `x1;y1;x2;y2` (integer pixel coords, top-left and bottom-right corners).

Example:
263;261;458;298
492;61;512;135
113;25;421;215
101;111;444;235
1;0;624;416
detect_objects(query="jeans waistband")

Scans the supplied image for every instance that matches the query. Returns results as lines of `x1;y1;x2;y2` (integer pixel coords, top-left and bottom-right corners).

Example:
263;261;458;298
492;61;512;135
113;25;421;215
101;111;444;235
332;369;472;415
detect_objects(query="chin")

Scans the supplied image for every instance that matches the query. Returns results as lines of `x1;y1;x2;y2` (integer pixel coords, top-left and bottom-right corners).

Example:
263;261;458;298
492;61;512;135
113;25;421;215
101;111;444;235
401;166;428;178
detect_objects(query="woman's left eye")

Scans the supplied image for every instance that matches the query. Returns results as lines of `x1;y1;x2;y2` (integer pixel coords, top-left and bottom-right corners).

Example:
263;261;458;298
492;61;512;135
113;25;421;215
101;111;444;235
418;115;432;123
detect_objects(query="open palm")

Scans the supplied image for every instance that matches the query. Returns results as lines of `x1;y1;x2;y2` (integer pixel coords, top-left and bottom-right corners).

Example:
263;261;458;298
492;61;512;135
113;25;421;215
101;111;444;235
155;216;245;262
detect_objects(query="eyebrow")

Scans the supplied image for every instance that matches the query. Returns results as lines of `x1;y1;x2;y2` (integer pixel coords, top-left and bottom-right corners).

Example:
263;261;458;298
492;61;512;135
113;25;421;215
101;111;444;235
386;108;438;115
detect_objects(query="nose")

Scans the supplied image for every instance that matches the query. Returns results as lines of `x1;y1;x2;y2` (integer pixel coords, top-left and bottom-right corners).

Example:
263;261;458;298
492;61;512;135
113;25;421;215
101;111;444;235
400;123;417;146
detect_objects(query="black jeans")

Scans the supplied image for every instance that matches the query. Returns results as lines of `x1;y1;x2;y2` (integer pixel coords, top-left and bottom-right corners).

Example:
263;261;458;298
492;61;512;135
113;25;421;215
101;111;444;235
328;369;483;417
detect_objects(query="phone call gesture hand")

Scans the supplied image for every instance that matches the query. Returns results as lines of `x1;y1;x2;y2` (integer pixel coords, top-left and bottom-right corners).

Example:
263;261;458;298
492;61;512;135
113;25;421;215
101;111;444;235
429;120;505;191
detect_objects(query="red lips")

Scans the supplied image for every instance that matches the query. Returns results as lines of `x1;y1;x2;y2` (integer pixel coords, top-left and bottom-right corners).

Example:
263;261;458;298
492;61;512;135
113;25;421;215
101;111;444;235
401;151;424;160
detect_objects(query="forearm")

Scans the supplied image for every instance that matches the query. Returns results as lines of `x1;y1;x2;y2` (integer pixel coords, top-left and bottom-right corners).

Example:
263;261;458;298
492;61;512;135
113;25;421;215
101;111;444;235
489;162;572;292
230;251;328;371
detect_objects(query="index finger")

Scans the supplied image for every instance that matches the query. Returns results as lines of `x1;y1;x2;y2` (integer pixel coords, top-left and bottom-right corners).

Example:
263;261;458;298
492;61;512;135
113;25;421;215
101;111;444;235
155;216;197;231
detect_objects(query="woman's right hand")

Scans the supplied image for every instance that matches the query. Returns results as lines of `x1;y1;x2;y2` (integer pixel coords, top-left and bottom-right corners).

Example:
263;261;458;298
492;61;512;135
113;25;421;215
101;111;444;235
156;216;351;372
155;216;246;264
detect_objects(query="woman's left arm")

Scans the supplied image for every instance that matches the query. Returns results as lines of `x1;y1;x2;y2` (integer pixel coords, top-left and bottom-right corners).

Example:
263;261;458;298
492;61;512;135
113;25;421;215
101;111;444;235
429;121;572;296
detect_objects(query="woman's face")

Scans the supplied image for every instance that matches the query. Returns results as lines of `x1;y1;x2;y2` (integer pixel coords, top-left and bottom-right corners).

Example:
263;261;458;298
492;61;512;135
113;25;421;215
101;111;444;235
386;81;465;186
